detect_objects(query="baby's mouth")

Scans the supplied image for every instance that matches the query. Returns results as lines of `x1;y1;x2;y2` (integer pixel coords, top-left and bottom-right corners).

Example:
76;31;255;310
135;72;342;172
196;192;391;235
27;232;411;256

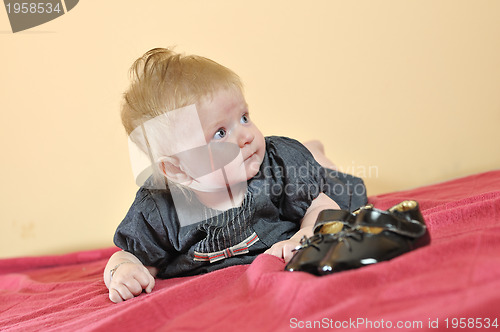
244;151;256;162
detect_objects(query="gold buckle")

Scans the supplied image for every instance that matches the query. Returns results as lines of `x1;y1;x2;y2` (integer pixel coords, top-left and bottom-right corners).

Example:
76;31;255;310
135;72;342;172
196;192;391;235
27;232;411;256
388;200;417;213
352;203;374;215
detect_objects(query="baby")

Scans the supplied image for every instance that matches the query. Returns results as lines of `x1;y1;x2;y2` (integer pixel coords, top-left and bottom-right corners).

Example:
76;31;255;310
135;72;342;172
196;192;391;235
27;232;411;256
104;48;367;303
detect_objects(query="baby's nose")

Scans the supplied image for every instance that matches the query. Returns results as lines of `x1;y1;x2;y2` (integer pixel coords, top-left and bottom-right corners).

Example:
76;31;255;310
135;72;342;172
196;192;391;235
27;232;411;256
237;127;254;148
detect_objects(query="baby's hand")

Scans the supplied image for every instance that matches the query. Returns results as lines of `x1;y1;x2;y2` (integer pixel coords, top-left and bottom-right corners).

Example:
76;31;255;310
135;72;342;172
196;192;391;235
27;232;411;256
107;262;155;303
264;226;314;263
264;238;302;263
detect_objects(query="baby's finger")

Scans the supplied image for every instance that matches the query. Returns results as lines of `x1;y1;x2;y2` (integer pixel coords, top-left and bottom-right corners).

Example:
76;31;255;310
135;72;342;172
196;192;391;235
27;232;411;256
145;272;155;293
264;244;284;259
264;247;276;256
133;269;152;290
123;278;143;296
109;288;123;303
111;284;134;302
283;244;296;263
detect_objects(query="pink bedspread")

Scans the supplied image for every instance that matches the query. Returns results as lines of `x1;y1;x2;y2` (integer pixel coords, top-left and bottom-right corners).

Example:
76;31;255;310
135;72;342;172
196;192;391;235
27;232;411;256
1;171;500;331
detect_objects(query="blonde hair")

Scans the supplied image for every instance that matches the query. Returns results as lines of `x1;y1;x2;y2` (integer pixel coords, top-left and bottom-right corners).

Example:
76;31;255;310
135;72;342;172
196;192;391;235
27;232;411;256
121;48;244;136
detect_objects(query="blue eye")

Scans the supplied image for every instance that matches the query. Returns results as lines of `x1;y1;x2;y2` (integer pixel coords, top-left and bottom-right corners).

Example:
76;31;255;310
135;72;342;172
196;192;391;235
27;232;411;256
241;114;249;124
213;128;226;140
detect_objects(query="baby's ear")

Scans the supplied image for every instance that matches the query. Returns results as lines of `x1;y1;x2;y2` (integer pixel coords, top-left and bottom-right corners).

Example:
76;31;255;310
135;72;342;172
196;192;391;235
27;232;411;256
158;156;192;184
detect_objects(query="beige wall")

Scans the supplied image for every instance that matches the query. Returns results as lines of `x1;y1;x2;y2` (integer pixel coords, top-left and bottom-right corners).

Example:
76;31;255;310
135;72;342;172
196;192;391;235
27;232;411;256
1;0;499;258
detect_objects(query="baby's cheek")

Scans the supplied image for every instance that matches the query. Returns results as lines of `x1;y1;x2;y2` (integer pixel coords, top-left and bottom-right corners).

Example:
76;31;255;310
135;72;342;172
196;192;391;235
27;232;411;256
246;155;263;179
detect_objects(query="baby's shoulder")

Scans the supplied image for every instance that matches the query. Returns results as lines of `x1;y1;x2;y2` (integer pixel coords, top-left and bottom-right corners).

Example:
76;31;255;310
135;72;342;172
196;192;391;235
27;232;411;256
264;136;314;161
126;186;177;222
265;136;308;153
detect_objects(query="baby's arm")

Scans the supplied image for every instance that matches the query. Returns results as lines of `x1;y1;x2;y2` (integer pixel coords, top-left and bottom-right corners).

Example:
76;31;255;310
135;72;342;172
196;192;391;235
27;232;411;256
103;250;158;303
264;193;340;262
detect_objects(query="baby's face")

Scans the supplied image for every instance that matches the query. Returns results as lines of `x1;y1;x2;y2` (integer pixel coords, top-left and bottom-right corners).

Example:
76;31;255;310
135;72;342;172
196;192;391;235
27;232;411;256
195;87;265;181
